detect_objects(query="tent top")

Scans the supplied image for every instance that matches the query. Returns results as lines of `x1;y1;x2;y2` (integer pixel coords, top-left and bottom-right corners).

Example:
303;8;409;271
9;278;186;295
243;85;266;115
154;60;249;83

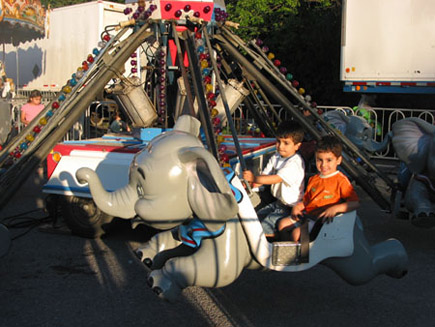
0;0;45;46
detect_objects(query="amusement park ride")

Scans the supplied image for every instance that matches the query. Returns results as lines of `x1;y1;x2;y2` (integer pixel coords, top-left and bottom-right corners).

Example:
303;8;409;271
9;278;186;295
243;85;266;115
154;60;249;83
0;0;408;301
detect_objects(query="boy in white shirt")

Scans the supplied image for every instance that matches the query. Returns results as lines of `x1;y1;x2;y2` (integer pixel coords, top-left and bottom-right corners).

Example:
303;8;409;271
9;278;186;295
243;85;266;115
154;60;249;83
243;120;305;238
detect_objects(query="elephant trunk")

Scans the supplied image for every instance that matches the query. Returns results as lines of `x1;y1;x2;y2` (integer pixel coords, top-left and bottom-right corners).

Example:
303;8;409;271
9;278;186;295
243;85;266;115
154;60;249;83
365;132;391;153
76;167;138;219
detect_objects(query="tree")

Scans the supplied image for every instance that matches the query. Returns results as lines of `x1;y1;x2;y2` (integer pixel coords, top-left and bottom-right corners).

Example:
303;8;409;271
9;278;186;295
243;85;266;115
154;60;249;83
226;0;358;105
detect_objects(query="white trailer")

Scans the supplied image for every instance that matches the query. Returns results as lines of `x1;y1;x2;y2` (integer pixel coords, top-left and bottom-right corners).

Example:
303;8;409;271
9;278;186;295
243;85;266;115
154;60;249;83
340;0;435;94
3;1;129;91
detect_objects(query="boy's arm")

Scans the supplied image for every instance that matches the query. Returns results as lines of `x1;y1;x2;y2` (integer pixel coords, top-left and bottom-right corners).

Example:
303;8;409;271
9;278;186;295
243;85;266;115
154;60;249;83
318;200;360;221
242;170;262;188
291;201;305;218
242;171;282;188
252;174;282;186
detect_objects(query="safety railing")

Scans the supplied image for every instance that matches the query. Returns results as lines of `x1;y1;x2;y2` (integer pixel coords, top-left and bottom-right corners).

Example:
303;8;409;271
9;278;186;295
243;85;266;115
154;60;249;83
229;104;435;160
5;95;435;161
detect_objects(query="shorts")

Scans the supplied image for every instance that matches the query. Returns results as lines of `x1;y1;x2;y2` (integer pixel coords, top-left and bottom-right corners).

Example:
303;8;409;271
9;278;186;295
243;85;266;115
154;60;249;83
257;201;292;235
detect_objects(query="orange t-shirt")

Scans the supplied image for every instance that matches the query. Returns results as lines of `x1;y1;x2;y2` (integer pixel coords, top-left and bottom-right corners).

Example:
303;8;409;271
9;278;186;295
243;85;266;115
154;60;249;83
303;171;359;215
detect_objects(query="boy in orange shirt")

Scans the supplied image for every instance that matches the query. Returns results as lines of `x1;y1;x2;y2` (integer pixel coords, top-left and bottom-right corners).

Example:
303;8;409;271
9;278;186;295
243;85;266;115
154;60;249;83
277;135;360;241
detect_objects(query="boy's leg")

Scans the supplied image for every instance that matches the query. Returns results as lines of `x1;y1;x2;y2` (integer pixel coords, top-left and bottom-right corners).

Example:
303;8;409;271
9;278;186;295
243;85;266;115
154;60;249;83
277;217;302;241
260;203;292;237
256;201;278;221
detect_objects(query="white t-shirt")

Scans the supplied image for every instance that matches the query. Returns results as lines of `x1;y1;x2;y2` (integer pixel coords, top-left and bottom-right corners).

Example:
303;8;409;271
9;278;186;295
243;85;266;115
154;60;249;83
261;152;305;206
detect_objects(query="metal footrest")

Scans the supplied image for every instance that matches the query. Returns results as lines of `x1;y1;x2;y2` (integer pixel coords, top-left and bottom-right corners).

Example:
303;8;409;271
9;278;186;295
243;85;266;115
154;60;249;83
272;241;301;266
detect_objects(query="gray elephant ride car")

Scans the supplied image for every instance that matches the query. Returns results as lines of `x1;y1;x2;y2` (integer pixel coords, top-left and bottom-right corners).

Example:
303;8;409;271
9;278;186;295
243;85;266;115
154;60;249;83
76;115;408;302
391;117;435;228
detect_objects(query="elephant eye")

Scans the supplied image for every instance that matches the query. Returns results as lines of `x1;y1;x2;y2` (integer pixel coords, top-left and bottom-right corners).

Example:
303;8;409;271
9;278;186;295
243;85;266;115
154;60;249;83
363;128;370;140
137;167;146;180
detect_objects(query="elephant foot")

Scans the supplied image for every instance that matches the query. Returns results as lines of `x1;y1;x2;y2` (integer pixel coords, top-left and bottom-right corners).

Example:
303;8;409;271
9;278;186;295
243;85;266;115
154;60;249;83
135;249;153;268
386;268;408;279
147;270;182;302
410;212;435;229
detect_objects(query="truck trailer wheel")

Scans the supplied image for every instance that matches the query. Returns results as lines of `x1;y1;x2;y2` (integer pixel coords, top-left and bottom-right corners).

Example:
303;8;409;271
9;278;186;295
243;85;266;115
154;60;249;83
62;196;114;238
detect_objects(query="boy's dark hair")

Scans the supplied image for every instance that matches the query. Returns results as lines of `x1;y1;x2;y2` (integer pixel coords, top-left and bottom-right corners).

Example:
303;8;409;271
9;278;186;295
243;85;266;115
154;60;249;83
316;135;343;158
276;120;304;144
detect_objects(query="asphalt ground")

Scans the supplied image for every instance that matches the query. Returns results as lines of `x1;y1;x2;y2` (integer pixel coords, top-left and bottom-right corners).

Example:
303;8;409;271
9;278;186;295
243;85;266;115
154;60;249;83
1;167;435;327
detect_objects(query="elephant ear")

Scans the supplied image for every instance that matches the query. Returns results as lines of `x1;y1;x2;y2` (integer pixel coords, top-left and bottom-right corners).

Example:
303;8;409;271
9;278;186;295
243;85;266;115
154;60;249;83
322;110;350;134
179;147;238;232
173;115;201;137
392;118;435;174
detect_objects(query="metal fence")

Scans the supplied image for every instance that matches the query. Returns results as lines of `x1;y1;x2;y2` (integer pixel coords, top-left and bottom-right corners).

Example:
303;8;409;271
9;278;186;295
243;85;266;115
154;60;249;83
230;104;435;160
318;105;435;159
4;95;435;161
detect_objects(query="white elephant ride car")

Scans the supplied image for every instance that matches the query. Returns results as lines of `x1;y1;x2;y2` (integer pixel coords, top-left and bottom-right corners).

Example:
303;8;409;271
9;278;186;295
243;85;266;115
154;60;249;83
76;115;408;302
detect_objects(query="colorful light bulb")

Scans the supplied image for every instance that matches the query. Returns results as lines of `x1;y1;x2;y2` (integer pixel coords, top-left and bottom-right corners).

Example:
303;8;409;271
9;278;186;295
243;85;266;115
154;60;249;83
220;153;229;162
205;84;213;93
218;144;227;153
216;135;225;145
200;60;209;69
76;69;84;79
62;85;72;93
213;117;221;126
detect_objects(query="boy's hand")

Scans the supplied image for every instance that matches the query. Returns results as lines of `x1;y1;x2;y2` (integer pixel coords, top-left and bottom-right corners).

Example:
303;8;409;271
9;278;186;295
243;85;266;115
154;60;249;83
291;202;305;219
242;170;254;183
318;205;340;223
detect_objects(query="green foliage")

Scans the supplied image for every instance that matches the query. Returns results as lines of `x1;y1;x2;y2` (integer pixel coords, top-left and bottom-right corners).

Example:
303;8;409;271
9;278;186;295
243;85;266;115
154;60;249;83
226;0;355;104
226;0;300;40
